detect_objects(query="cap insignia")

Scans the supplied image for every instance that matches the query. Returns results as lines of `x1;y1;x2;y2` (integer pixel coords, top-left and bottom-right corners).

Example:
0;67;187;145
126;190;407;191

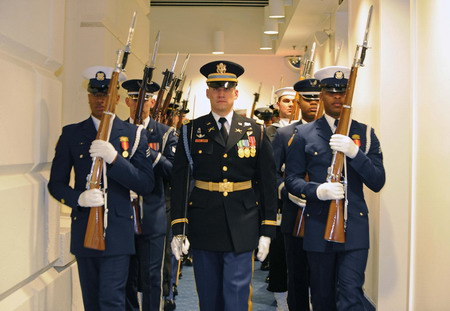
310;80;318;86
216;63;227;73
335;71;344;79
95;71;106;81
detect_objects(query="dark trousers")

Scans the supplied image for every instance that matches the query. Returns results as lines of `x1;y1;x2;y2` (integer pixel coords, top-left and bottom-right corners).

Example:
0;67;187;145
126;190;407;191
77;255;130;311
267;226;287;292
307;249;369;311
284;234;310;310
126;234;166;311
192;249;253;311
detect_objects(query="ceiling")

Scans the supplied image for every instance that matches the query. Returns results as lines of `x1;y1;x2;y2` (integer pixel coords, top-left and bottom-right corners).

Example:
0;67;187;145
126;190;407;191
151;0;268;7
149;0;344;55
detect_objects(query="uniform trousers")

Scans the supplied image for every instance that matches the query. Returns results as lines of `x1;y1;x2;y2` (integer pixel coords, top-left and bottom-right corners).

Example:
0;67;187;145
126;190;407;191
283;234;310;310
307;249;368;311
267;226;287;292
126;234;166;311
192;249;253;311
77;255;130;311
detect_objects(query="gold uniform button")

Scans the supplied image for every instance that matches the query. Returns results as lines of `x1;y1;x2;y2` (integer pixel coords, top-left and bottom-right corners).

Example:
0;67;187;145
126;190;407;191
223;192;228;197
314;152;318;155
301;194;306;198
306;213;310;217
198;150;203;154
256;201;259;205
189;202;193;206
223;166;228;171
360;212;364;216
73;217;77;220
79;154;84;158
223;153;228;158
61;199;65;204
130;215;134;219
223;179;228;182
80;142;84;145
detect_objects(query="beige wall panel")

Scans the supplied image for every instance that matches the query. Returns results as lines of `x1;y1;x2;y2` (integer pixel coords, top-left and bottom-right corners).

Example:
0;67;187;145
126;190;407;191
0;267;73;311
0;175;57;295
413;0;450;309
153;54;298;119
0;0;64;71
376;0;411;309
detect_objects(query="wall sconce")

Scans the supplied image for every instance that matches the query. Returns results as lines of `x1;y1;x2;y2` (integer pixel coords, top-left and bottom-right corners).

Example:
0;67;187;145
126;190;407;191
213;30;224;54
260;34;273;50
269;0;285;18
264;6;279;34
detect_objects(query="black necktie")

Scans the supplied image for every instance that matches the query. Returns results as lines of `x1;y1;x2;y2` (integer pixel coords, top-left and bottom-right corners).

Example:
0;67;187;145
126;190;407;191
219;117;228;143
334;119;339;128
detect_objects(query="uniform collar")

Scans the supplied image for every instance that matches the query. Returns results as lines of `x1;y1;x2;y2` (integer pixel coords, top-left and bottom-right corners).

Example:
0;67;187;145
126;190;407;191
91;115;100;131
324;114;338;133
129;116;150;128
211;110;233;128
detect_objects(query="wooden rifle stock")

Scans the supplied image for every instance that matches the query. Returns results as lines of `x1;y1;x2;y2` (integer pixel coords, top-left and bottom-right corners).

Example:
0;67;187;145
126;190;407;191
160;77;178;125
323;66;358;243
84;71;120;251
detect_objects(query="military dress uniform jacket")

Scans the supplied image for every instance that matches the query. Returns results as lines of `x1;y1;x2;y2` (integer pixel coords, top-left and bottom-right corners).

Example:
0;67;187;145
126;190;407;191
48;117;154;257
285;116;385;252
271;120;303;235
140;118;178;237
171;112;278;253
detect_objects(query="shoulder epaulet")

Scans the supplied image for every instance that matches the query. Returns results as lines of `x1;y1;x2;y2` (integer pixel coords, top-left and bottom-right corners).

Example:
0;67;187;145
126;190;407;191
183;119;190;125
256;119;264;125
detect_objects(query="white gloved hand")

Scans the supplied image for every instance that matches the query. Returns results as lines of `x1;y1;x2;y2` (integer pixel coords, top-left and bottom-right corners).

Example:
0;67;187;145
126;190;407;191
256;236;271;262
316;182;344;201
171;235;190;260
130;190;138;201
89;140;118;164
329;134;359;159
78;189;105;207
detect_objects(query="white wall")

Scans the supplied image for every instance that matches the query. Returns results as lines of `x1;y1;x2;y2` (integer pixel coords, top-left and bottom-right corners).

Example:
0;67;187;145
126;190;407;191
412;0;450;309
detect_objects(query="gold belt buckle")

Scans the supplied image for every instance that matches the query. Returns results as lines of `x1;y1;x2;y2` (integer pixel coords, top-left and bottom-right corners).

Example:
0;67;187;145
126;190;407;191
219;181;234;192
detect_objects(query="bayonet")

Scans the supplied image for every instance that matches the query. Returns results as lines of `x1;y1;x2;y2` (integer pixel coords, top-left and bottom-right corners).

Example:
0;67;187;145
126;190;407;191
357;5;373;67
149;31;161;68
118;11;137;71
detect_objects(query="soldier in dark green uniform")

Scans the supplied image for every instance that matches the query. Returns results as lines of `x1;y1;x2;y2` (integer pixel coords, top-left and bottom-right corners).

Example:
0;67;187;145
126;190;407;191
170;60;278;310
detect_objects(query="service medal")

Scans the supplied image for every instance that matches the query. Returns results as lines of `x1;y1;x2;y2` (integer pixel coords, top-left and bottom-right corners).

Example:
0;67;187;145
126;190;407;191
237;140;245;158
120;136;129;158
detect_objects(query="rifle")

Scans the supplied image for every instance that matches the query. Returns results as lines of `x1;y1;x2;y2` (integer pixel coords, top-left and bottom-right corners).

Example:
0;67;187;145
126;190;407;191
324;5;373;243
130;31;161;235
152;52;179;122
176;80;192;130
162;53;190;125
250;82;262;118
290;43;316;123
84;12;137;250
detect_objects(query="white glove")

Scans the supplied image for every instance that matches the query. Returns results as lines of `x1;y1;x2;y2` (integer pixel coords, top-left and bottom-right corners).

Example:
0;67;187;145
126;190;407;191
171;235;190;260
329;134;359;159
89;140;118;164
256;236;271;262
316;182;344;201
130;190;138;201
78;189;105;207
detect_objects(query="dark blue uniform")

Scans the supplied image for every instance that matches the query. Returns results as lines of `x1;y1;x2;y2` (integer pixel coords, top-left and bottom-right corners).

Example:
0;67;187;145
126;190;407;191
272;121;311;310
171;112;278;310
48;117;154;311
285;116;385;310
126;117;177;311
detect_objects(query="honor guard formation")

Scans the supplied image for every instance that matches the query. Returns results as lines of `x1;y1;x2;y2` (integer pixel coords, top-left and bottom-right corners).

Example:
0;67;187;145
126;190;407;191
48;7;384;310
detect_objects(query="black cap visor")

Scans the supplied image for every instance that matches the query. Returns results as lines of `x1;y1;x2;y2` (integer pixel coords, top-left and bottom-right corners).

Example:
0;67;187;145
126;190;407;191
207;81;237;89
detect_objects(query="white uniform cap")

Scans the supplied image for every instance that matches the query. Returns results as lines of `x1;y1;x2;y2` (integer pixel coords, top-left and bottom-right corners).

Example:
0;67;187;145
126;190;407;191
274;87;296;100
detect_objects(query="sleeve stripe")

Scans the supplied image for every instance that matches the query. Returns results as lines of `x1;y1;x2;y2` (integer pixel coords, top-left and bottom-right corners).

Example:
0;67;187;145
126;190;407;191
261;220;278;226
171;218;189;226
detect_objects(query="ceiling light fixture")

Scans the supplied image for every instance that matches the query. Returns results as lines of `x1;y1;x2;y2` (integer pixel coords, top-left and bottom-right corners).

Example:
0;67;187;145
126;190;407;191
260;34;273;50
269;0;285;19
264;6;279;34
212;30;224;54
